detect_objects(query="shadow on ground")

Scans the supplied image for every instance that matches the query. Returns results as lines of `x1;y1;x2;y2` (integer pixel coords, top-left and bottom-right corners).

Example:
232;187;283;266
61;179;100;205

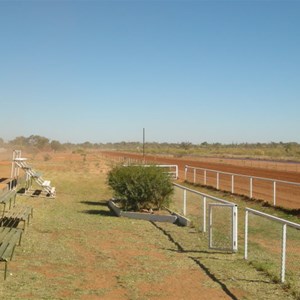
80;200;108;206
80;199;116;217
81;209;115;217
151;221;240;300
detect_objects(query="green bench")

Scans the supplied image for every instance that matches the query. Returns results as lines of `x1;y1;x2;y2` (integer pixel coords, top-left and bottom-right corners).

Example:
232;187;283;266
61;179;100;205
0;205;33;231
0;190;17;217
0;227;23;279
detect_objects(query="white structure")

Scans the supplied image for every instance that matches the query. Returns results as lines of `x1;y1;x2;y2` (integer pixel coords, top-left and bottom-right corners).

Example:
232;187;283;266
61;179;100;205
173;183;238;253
11;150;56;198
244;207;300;283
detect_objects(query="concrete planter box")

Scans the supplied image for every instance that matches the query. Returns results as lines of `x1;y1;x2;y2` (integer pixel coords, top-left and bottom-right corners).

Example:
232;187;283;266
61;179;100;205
108;200;190;226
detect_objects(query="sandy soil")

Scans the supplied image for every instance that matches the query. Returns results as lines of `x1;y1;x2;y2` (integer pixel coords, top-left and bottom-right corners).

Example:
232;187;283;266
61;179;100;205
0;150;297;299
101;151;300;209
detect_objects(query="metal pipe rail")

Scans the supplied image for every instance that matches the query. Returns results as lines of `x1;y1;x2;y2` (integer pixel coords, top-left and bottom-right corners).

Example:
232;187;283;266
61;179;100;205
173;183;235;206
244;207;300;283
173;183;238;252
185;165;300;206
185;165;300;186
124;164;178;179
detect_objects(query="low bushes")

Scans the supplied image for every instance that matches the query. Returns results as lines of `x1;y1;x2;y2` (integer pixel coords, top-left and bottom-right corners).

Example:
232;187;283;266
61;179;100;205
107;165;174;211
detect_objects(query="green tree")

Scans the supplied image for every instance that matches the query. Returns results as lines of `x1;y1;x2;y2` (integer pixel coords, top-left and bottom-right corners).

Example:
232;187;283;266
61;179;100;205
27;135;49;150
9;136;28;147
50;140;64;151
180;141;192;150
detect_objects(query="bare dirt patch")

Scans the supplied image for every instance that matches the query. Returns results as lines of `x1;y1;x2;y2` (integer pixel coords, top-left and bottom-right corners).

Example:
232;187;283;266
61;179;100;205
102;151;300;209
0;150;297;299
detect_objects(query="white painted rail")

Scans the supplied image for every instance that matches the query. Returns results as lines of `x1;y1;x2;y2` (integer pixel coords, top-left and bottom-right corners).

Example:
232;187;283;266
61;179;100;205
244;207;300;283
185;165;300;207
173;183;238;252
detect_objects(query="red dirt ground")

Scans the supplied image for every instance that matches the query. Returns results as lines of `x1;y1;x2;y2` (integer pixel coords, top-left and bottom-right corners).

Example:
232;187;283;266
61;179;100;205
0;150;296;299
101;151;300;209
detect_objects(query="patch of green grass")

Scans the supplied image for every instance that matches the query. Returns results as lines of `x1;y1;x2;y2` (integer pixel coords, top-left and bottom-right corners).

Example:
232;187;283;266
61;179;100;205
0;155;297;299
171;181;300;298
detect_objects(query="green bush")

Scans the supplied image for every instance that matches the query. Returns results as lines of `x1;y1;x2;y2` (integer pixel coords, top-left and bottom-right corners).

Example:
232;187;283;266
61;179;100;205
107;165;174;211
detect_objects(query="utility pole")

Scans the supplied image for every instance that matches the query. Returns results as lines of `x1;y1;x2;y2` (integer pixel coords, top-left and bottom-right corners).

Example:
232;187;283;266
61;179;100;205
143;128;145;163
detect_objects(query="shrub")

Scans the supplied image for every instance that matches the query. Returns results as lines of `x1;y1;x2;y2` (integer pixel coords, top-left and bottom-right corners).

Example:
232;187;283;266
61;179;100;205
43;154;52;161
107;165;174;211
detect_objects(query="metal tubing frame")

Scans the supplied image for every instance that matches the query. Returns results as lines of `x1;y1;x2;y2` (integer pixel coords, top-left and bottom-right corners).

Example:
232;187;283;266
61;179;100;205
185;165;300;207
136;164;179;179
183;189;187;216
281;224;287;283
203;196;207;233
244;207;300;283
208;203;238;252
174;183;237;247
174;183;236;205
244;210;248;260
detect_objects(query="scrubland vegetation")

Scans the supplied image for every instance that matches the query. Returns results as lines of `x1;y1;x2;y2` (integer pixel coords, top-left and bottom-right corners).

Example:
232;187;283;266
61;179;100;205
1;135;300;162
1;137;299;298
107;165;174;211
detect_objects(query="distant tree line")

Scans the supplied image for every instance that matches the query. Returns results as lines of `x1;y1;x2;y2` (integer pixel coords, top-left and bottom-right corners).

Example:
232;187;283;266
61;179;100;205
0;135;300;160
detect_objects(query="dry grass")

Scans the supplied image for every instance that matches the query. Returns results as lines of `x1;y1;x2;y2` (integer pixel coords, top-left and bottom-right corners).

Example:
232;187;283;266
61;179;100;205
0;152;297;299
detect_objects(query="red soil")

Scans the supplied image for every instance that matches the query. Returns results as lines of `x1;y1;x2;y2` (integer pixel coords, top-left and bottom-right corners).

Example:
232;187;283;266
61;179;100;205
102;151;300;209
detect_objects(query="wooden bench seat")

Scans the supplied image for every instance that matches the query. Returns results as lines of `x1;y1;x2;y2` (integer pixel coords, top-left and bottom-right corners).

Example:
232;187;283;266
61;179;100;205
0;178;11;185
0;190;17;217
0;227;23;279
0;205;33;231
0;178;16;192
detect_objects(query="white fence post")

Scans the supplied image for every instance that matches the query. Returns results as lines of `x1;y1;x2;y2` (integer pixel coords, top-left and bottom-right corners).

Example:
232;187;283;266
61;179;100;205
273;181;277;206
175;165;178;179
184;165;300;209
244;207;300;284
250;177;253;198
209;205;213;248
281;224;287;283
232;205;238;252
244;210;248;260
173;183;238;253
183;188;187;216
184;166;187;181
203;196;207;233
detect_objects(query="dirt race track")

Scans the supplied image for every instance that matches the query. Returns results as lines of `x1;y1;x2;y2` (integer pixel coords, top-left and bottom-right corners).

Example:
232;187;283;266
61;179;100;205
102;151;300;210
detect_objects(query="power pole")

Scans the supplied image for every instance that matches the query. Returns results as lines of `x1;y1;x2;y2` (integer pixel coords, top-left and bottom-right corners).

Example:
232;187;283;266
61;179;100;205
143;128;145;163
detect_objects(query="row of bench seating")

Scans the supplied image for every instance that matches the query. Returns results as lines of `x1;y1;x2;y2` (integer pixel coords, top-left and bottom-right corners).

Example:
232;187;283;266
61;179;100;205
0;189;33;279
0;190;17;217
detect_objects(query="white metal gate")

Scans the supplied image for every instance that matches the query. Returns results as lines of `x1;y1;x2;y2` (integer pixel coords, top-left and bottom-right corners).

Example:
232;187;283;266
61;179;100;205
208;203;238;252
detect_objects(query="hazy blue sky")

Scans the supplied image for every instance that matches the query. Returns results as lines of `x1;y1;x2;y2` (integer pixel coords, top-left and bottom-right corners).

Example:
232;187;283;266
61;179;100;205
1;0;299;144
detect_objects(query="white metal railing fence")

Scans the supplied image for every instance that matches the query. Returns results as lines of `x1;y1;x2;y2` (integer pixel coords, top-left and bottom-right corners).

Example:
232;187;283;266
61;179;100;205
185;165;300;208
244;207;300;288
123;163;178;179
173;183;238;252
102;154;179;178
142;164;178;179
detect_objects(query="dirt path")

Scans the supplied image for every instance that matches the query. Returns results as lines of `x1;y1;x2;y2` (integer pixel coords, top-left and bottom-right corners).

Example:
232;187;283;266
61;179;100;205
102;151;300;209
